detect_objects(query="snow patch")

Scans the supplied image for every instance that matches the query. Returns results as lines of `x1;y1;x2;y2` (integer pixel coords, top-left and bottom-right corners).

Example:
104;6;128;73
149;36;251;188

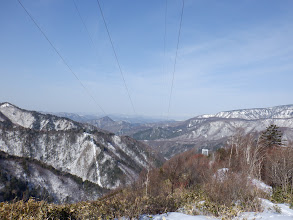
112;135;148;168
92;137;102;187
140;212;219;220
53;119;75;131
250;178;272;194
140;199;293;219
198;114;215;119
0;104;35;128
238;199;293;219
214;168;229;181
0;103;11;108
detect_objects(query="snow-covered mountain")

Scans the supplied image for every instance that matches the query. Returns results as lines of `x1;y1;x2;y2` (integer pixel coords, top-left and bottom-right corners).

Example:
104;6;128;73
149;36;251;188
131;105;293;158
198;105;293;120
87;116;136;134
0;103;86;131
48;112;176;136
86;116;153;136
47;112;96;123
0;151;105;203
50;111;171;124
0;102;162;202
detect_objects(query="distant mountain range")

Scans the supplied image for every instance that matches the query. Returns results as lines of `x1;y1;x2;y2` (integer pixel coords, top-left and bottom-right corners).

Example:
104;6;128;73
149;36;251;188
131;105;293;158
2;102;293;202
84;116;175;136
49;112;172;124
48;112;176;136
0;102;162;203
198;105;293;120
47;104;293;159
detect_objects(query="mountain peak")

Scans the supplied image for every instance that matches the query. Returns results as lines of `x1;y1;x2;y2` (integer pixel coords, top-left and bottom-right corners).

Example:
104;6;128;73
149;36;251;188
0;102;83;131
0;102;14;108
99;116;114;122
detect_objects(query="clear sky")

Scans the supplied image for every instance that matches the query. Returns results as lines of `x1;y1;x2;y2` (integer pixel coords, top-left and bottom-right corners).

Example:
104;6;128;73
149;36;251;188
1;0;293;120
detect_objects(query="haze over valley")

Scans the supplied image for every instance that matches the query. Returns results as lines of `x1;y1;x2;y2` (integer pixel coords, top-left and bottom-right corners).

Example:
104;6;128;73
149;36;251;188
1;0;293;219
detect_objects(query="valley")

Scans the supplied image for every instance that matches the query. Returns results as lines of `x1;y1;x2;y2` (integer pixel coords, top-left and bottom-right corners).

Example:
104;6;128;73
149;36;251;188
0;102;162;203
53;104;293;159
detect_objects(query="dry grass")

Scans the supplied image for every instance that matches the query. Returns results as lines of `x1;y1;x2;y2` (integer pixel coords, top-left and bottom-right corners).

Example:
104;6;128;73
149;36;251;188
0;189;182;220
2;131;291;219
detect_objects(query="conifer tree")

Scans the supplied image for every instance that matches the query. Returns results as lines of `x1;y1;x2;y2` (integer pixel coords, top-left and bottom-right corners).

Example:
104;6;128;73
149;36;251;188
260;124;283;148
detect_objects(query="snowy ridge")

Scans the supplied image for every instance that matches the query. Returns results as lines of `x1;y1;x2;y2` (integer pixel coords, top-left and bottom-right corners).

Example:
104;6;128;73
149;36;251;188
0;102;35;128
0;128;153;189
0;154;103;203
0;102;81;131
0;103;161;191
182;118;293;141
132;104;293;158
198;105;293;120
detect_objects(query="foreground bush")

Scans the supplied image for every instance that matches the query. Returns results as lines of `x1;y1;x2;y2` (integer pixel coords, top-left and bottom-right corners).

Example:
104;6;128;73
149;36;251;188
2;126;291;219
271;187;293;208
0;190;182;219
0;173;267;219
0;199;75;220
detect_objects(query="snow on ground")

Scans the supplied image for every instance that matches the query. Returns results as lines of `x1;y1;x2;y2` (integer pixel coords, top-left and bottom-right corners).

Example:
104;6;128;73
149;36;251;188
0;104;35;128
139;213;219;220
214;167;229;181
112;135;148;168
237;199;293;220
139;199;293;220
53;119;76;131
250;178;273;195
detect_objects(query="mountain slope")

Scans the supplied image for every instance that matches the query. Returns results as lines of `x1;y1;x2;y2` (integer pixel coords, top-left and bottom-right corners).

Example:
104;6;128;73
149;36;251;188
199;104;293;120
0;151;105;203
0;102;162;194
85;116;178;137
87;116;149;135
0;103;88;131
131;105;293;158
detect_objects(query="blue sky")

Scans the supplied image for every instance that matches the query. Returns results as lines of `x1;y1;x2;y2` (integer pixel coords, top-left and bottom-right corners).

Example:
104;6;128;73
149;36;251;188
1;0;293;120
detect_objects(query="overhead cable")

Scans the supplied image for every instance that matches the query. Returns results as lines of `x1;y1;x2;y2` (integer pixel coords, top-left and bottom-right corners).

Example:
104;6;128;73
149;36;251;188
17;0;106;115
72;0;99;59
95;0;136;114
167;0;185;119
163;0;168;64
162;0;168;118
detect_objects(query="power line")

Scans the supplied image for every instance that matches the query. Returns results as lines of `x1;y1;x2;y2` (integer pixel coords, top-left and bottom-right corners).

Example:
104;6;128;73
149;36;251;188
167;0;185;119
72;0;99;59
163;0;168;59
162;0;168;119
95;0;136;114
17;0;106;115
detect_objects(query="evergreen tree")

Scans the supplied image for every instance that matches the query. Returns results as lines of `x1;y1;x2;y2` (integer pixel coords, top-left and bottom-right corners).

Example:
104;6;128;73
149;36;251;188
260;124;284;148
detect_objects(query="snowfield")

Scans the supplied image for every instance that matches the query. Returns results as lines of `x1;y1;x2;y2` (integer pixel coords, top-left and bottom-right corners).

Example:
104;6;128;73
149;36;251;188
139;199;293;220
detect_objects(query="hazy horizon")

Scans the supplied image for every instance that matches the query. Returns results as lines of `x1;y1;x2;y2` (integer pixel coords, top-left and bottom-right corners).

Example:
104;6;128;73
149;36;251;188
1;0;293;120
2;101;293;122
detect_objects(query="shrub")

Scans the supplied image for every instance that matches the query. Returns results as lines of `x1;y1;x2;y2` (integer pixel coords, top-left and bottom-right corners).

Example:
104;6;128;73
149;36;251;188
203;171;262;213
271;187;293;208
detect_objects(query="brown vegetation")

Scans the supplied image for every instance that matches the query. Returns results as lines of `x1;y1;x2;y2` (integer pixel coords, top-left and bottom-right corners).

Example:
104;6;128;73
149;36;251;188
1;125;292;219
